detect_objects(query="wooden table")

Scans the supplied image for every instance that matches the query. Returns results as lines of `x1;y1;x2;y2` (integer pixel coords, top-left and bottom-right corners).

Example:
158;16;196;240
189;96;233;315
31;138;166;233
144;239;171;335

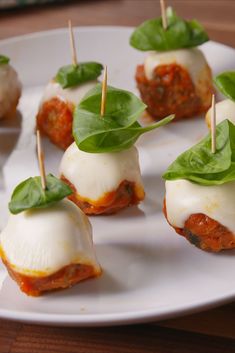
0;1;235;352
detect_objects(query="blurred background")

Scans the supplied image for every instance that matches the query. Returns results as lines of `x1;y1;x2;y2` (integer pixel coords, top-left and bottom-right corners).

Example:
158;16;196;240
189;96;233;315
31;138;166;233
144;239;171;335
0;0;234;47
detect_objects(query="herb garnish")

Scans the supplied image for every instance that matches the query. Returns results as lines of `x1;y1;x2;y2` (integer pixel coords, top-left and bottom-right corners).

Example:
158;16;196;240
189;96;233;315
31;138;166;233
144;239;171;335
73;84;174;153
9;174;72;214
55;62;103;89
130;7;209;52
163;120;235;186
214;71;235;102
0;55;10;65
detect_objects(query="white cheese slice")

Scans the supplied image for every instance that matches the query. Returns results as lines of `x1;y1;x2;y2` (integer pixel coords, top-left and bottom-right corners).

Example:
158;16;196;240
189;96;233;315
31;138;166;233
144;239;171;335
0;199;101;276
144;48;208;85
59;143;144;201
165;179;235;234
206;99;235;126
40;80;97;107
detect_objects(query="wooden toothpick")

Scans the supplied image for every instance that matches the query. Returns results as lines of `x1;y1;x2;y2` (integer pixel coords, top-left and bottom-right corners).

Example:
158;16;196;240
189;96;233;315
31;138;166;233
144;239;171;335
160;0;168;30
36;130;47;190
100;65;108;117
211;94;216;154
68;19;78;66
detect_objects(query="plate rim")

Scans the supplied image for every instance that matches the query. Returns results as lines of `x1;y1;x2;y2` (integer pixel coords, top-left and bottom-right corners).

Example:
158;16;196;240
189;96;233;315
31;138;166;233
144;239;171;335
0;291;234;327
0;25;234;54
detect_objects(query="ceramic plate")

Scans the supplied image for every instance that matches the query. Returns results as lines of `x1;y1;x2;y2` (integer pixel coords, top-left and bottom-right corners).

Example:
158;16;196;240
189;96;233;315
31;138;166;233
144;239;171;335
0;27;235;327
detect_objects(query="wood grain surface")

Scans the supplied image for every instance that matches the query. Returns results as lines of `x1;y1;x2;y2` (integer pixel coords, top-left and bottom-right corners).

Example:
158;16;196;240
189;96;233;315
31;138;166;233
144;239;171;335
1;319;235;353
0;1;235;352
0;0;235;48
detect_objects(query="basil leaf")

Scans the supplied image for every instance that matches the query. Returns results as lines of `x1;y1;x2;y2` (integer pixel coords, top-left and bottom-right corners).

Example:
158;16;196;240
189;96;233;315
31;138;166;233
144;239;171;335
0;55;10;65
55;62;103;89
9;174;73;215
130;7;209;51
214;71;235;102
73;84;174;153
163;120;235;185
77;116;174;153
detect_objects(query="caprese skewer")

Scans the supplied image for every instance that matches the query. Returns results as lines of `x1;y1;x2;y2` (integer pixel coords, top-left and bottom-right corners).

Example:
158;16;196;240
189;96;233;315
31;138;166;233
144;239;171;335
36;21;103;150
130;1;213;121
60;67;174;215
0;54;21;120
0;132;101;296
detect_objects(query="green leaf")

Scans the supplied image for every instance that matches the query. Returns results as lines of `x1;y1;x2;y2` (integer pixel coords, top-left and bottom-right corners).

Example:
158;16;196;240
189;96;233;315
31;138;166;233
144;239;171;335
55;62;103;89
0;55;10;65
163;119;235;185
9;174;73;215
73;84;174;153
214;71;235;102
130;7;209;51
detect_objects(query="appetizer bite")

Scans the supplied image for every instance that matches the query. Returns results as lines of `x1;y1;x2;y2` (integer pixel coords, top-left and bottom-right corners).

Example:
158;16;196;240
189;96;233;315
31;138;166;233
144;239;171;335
0;133;101;296
60;69;174;215
130;4;213;121
0;54;21;120
206;71;235;127
163;113;235;252
36;21;103;150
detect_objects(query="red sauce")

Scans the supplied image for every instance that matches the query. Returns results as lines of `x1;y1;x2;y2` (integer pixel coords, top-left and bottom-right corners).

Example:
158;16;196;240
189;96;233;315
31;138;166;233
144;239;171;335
61;176;145;215
136;63;212;121
163;198;235;252
1;254;100;296
36;97;74;150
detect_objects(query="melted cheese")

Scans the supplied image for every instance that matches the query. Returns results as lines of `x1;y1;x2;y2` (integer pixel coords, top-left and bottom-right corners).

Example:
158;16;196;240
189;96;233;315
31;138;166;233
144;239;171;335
0;199;101;277
59;143;144;201
40;80;97;106
165;179;235;234
0;64;21;119
206;99;235;126
144;48;208;85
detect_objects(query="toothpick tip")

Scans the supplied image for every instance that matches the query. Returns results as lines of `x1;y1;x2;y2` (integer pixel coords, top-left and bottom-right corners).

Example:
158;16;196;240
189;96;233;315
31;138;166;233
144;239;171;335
36;129;47;190
100;65;108;117
160;0;168;30
211;93;216;154
68;19;78;66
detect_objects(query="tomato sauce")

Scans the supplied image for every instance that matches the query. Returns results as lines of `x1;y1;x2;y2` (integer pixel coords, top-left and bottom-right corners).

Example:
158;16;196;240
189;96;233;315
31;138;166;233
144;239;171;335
163;199;235;252
61;176;145;215
36;97;74;150
0;248;100;296
136;64;211;121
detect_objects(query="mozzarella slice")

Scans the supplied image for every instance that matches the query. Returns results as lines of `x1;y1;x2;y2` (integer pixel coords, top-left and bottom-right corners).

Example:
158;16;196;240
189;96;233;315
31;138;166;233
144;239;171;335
0;199;101;277
206;99;235;126
165;179;235;234
144;48;208;85
59;143;144;201
40;80;97;106
0;64;21;119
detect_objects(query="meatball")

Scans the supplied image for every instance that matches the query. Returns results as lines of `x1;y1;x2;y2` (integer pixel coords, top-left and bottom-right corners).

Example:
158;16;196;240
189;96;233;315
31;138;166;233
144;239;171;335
163;199;235;252
36;97;74;150
0;199;101;296
36;80;96;150
136;48;213;120
61;175;145;215
59;143;145;215
1;254;98;297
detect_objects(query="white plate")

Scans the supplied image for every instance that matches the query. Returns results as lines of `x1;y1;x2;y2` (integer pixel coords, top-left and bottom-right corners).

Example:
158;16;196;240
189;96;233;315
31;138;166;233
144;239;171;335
0;27;235;327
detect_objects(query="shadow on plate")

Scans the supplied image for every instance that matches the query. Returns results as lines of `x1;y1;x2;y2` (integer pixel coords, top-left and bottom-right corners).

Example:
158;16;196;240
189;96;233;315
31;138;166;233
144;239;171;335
40;241;188;298
142;173;165;214
210;248;235;257
109;205;146;220
0;111;22;189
